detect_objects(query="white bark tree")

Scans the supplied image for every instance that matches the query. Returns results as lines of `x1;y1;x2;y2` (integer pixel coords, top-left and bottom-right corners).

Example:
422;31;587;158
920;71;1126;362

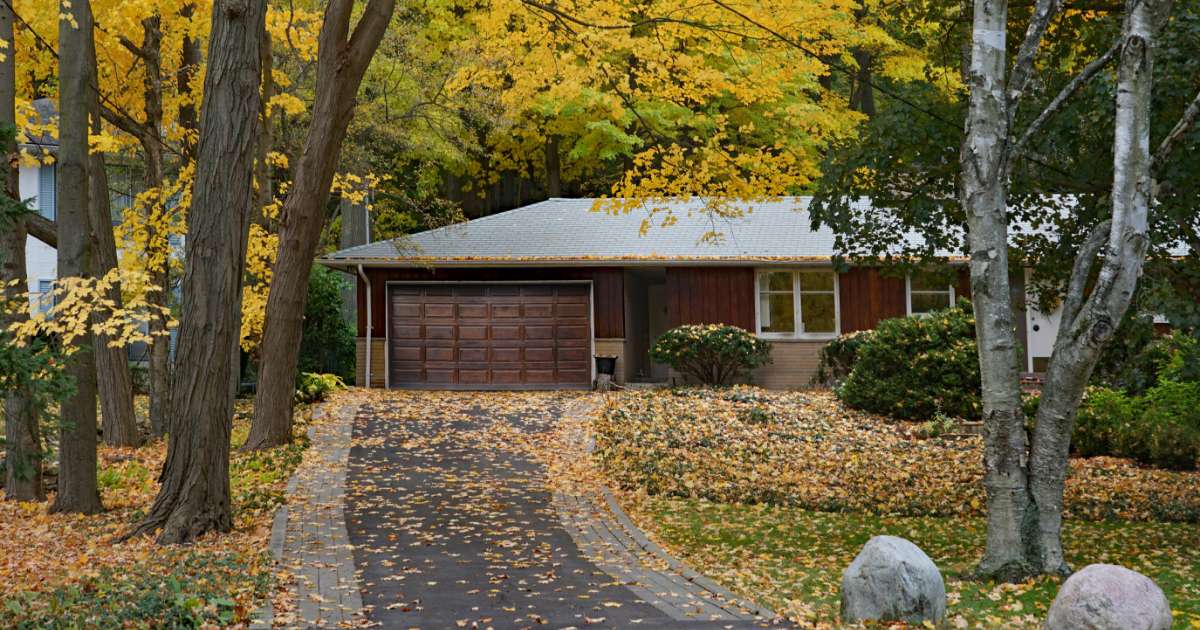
961;0;1191;579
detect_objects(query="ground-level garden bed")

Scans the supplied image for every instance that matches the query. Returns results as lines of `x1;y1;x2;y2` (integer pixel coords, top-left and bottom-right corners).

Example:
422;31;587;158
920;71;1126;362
595;388;1200;627
0;396;317;628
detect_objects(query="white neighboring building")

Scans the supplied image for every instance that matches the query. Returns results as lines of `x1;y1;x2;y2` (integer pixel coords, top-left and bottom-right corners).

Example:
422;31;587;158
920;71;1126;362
22;151;56;315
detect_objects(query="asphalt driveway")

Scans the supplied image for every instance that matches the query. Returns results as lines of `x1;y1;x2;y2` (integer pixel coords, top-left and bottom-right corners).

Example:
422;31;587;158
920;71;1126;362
343;391;783;629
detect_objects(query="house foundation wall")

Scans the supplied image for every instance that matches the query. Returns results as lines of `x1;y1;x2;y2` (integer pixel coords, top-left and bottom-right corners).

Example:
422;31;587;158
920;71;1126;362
751;340;825;389
594;338;627;385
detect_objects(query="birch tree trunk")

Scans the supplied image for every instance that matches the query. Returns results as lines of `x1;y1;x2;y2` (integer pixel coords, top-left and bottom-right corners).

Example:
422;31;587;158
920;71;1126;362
0;0;43;501
960;0;1033;581
246;0;396;450
51;0;103;515
87;29;138;447
1026;0;1171;575
128;0;265;543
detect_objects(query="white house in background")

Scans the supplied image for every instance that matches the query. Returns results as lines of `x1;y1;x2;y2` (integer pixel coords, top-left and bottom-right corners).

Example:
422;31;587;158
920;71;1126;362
22;98;58;315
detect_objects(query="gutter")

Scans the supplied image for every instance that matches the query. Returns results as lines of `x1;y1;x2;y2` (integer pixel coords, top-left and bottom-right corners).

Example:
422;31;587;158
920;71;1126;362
318;257;973;271
357;264;372;388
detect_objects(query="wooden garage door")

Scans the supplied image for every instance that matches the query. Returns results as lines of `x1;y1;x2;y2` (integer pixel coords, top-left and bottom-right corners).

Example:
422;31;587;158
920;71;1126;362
388;283;592;389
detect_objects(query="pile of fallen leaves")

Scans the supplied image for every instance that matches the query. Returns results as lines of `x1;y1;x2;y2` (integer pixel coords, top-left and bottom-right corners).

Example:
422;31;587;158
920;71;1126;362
0;396;316;627
594;387;1200;523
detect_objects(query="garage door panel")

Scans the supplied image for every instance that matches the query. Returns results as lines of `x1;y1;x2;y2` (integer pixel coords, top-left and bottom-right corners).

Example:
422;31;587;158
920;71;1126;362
425;325;455;339
424;303;454;318
426;347;454;362
492;304;521;318
388;283;592;389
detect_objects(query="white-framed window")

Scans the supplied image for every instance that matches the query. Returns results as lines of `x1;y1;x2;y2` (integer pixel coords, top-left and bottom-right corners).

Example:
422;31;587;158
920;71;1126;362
35;279;54;316
906;270;955;315
756;269;839;339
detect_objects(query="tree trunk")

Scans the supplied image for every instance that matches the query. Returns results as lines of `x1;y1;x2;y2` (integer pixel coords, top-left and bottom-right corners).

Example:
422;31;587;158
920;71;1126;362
246;0;396;450
128;0;265;544
51;0;103;515
960;0;1034;581
87;29;138;447
1026;0;1170;576
0;0;43;503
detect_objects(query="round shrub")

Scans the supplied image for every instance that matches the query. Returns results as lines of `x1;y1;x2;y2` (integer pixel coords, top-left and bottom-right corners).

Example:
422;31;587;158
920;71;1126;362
1073;387;1140;458
1138;380;1200;470
836;300;981;420
650;324;772;386
813;329;874;386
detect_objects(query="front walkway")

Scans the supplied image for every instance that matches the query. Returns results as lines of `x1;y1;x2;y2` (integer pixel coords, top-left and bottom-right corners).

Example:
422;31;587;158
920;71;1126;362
262;390;787;628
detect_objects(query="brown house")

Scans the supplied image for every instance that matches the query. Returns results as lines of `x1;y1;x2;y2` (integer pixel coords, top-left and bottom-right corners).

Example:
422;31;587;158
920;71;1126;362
318;197;984;390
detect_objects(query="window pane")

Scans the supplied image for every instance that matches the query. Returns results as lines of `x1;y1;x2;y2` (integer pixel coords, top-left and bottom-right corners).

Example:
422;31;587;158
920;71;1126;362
911;292;951;314
760;271;793;292
760;292;795;333
911;271;949;292
800;293;836;333
798;271;834;292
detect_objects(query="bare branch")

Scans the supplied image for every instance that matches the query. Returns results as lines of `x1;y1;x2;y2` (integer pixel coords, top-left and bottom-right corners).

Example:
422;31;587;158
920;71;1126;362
1152;86;1200;171
1009;42;1121;168
1008;0;1064;112
24;211;56;247
1056;219;1111;336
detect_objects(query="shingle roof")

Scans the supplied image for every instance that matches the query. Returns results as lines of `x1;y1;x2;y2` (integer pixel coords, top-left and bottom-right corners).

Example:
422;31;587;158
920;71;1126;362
318;196;1189;268
319;197;934;267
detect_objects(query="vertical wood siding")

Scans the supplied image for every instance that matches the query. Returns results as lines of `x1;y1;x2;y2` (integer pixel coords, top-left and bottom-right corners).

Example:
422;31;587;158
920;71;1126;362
665;267;755;330
357;267;624;339
838;268;907;332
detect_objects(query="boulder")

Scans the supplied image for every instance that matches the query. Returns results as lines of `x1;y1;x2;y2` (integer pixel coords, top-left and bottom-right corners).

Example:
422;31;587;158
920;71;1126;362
840;535;946;624
1046;564;1171;630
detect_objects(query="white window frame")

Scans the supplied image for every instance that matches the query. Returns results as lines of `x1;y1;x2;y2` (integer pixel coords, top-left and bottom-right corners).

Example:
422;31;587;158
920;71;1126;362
754;269;840;340
905;273;955;316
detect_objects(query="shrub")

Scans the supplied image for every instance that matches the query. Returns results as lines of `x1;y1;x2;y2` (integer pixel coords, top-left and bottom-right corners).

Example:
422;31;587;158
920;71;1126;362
298;265;356;381
812;330;874;386
1094;326;1199;395
650;324;772;386
1137;381;1200;470
1073;387;1140;458
836;300;981;420
295;372;345;404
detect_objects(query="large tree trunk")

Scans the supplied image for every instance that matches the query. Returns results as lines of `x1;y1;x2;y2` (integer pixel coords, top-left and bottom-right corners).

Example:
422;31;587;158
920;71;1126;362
0;0;42;500
246;0;396;450
87;30;138;447
960;0;1034;581
1026;0;1170;576
128;0;265;544
51;0;103;515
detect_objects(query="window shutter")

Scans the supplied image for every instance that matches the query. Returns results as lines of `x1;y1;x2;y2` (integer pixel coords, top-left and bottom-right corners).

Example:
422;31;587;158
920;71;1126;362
37;164;56;220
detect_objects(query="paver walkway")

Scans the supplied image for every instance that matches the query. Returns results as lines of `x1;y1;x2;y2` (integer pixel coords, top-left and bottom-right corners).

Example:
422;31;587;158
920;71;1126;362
343;392;790;629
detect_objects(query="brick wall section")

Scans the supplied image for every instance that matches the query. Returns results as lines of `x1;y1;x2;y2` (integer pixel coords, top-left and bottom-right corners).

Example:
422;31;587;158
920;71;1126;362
751;340;825;389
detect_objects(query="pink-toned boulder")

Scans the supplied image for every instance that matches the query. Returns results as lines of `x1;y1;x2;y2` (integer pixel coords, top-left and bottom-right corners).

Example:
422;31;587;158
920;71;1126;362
1046;564;1171;630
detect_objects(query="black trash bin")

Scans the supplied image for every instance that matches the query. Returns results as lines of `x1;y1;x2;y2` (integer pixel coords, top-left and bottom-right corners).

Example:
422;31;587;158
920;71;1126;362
594;355;617;376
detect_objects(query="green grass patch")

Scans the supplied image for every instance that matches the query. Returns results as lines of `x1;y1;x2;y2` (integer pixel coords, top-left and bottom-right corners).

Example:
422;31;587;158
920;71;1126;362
627;494;1200;628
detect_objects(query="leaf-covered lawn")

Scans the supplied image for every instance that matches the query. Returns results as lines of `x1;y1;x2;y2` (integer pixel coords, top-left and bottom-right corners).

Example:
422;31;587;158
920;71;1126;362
596;388;1200;522
595;387;1200;627
0;395;314;628
622;494;1200;628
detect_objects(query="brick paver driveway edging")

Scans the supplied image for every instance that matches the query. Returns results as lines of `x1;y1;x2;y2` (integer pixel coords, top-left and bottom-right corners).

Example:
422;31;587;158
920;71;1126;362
552;398;782;625
253;398;364;629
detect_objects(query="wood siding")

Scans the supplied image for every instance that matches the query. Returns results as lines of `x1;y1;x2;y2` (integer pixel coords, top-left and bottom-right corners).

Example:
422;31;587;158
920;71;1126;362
665;267;755;329
358;267;624;339
838;268;907;332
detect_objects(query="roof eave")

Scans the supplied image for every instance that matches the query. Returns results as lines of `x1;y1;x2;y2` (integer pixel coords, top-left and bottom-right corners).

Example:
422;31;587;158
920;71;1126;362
316;255;971;271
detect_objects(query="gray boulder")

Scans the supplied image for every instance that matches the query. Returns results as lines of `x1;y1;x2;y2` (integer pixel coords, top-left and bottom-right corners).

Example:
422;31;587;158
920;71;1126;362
1046;564;1171;630
840;535;946;624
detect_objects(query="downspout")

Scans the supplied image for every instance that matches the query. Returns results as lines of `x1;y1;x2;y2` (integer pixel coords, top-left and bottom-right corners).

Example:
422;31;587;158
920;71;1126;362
357;263;372;388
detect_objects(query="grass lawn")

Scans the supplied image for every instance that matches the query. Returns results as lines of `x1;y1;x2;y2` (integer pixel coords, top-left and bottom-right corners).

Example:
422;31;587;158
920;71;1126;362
623;494;1200;628
596;388;1200;628
0;395;316;628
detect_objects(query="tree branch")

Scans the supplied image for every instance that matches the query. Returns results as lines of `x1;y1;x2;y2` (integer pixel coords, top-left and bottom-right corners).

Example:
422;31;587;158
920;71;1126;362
1008;0;1064;112
25;211;56;247
1152;86;1200;172
1056;219;1110;336
1008;42;1122;168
